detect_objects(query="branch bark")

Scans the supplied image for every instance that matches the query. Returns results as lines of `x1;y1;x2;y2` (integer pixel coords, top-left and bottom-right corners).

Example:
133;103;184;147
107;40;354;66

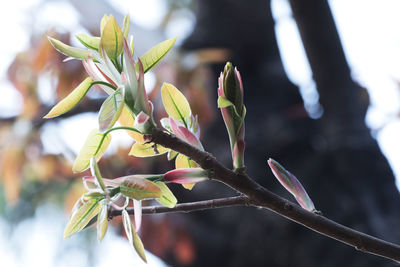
109;195;250;218
149;128;400;262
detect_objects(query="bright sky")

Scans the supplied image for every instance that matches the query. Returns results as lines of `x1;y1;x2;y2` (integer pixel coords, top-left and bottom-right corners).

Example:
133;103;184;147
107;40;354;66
1;0;400;266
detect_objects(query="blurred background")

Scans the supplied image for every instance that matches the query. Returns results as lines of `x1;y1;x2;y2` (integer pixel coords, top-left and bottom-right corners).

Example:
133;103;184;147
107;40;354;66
0;0;400;266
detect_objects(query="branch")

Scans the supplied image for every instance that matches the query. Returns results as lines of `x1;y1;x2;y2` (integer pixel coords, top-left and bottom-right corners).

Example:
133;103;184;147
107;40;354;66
150;128;400;262
109;195;250;218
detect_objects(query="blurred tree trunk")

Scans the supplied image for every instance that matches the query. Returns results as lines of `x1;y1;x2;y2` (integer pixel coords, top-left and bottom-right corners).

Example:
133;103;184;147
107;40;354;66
164;0;400;266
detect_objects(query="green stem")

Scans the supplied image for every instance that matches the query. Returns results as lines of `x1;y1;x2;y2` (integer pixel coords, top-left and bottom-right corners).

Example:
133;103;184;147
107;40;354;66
94;126;142;156
91;81;118;91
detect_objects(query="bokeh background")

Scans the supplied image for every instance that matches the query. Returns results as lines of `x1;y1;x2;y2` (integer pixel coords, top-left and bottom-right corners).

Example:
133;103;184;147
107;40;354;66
0;0;400;266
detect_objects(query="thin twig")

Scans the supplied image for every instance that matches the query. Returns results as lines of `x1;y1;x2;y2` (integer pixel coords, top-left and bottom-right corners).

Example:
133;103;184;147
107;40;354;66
150;128;400;262
109;195;249;218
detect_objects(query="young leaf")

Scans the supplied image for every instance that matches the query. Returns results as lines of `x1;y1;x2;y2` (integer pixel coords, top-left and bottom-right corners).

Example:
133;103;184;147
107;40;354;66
98;88;124;132
161;83;191;124
122;210;147;263
175;153;198;169
72;129;112;173
48;36;89;60
118;107;145;142
100;14;110;34
132;226;147;262
64;198;102;238
75;33;100;50
155;181;177;208
119;176;162;200
122;14;130;39
44;77;93;118
100;15;123;62
97;201;108;241
268;159;315;212
175;154;198;190
167;150;178;161
137;37;177;73
122;38;139;113
169;117;203;150
217;96;234;108
129;142;168;157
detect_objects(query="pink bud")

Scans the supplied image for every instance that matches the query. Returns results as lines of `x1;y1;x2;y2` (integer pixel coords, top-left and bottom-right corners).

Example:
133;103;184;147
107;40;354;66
217;62;246;170
268;159;315;212
164;168;209;184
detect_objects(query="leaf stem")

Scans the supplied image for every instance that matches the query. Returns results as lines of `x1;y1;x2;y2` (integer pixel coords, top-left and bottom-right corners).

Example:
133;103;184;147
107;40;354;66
94;126;142;156
91;81;118;90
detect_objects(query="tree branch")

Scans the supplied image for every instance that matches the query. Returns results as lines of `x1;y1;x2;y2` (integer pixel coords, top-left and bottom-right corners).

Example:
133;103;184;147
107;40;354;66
150;128;400;262
109;195;250;218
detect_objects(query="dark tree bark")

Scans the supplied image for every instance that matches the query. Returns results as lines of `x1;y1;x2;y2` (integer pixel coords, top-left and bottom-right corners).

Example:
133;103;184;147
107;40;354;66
156;0;400;266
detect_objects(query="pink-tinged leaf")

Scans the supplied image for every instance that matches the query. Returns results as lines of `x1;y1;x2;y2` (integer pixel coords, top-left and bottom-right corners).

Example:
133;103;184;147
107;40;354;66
169;117;203;150
133;199;142;232
135;111;149;126
268;159;315;212
99;45;121;83
217;73;225;97
82;58;114;95
235;67;244;94
119;176;162;200
123;38;137;89
123;38;140;114
164;168;209;185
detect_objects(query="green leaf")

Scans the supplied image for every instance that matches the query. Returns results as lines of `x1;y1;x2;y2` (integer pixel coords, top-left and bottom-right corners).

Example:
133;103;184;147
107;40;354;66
44;77;93;118
72;129;112;173
155;181;177;208
97;201;108;241
122;210;147;263
137;37;177;73
161;83;191;124
98;88;124;132
175;154;198;190
167;150;178;161
48;36;89;60
64;198;102;238
118;107;145;142
128;142;168;157
100;15;123;62
75;33;100;50
123;14;130;39
217;96;234;108
120;176;162;200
